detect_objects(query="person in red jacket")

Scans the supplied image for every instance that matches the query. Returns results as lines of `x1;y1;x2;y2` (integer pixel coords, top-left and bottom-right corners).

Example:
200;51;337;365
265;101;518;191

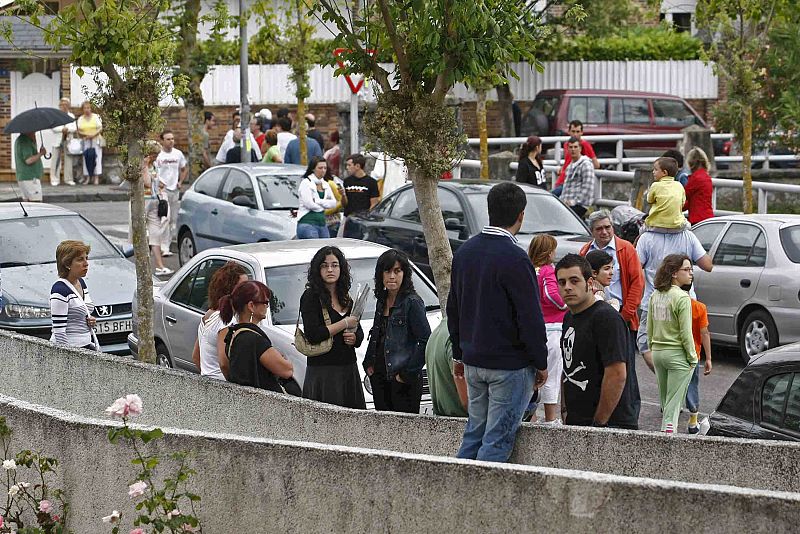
684;147;714;225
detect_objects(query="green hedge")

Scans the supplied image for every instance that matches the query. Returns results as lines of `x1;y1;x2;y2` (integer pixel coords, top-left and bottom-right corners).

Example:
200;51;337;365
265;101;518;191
541;27;702;61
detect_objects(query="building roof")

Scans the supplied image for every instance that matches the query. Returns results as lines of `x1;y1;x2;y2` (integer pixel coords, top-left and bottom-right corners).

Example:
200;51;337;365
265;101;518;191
0;16;69;58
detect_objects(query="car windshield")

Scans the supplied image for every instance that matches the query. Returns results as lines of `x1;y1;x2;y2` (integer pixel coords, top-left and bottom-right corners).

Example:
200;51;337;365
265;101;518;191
466;193;588;236
780;225;800;263
255;174;301;209
0;215;120;267
265;258;439;325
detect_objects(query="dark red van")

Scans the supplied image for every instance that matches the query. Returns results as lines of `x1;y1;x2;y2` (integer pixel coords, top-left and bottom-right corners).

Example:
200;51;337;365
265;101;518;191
520;89;707;159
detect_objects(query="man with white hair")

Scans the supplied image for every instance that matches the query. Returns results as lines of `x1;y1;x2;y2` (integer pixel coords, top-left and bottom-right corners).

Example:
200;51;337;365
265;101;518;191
305;113;325;150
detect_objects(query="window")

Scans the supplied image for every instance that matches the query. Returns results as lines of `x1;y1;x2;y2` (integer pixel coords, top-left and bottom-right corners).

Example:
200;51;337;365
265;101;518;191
780;225;800;263
221;170;256;205
194;168;227;198
390;189;420;223
653;99;698;127
170;265;199;306
692;222;726;252
467;193;588;237
264;258;440;326
610;98;650;124
784;376;800;433
187;259;229;311
762;373;793;428
256;174;300;209
439;189;465;225
567;97;607;124
750;232;767;267
672;12;692;33
714;224;765;267
372;194;396;217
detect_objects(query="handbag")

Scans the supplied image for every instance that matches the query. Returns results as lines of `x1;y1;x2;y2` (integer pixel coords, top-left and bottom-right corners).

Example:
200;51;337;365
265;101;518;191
66;138;83;156
157;197;169;218
227;327;301;397
293;300;333;357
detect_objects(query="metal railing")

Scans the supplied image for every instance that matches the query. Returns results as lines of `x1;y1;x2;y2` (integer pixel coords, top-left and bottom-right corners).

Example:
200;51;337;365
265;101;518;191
464;133;800;170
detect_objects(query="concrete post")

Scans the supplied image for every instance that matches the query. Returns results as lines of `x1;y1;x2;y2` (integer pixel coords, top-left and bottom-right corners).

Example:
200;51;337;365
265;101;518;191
488;151;515;180
682;125;717;175
630;168;652;211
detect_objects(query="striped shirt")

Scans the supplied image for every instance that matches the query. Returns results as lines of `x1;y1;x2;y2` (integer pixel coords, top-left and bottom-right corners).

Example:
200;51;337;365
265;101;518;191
50;279;94;347
481;225;518;243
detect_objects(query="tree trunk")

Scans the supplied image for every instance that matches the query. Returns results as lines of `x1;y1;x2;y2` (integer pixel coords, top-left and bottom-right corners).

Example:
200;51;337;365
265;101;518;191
185;93;205;181
495;83;514;137
178;0;205;180
298;97;307;165
477;89;489;180
126;138;156;364
742;104;753;214
408;164;452;311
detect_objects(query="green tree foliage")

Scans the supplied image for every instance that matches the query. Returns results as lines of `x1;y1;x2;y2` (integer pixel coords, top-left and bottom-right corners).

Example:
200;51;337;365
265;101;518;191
543;26;702;61
314;0;548;307
696;0;790;213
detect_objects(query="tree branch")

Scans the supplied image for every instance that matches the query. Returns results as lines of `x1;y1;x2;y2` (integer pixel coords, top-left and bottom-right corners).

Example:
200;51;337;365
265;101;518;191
375;0;410;85
432;0;457;101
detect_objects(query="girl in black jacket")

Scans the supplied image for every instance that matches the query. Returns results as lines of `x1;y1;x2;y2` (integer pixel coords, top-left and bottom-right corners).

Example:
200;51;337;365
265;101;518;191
299;246;365;408
515;135;547;189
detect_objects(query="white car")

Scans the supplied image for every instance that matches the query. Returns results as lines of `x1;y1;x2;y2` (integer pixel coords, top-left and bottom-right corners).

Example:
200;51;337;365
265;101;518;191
128;238;442;411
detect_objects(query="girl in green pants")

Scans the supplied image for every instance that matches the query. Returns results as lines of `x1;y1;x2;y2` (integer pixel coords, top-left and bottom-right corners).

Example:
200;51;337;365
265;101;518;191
648;254;698;434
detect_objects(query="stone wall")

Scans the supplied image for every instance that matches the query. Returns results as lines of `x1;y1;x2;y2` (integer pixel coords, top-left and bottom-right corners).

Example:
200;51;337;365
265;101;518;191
2;330;800;494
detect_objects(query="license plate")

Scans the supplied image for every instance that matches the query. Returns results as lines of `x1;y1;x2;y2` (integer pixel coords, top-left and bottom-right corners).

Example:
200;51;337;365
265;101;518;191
93;319;132;335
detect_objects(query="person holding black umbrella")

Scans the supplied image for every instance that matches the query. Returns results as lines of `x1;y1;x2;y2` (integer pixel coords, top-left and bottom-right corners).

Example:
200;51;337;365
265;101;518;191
14;131;46;202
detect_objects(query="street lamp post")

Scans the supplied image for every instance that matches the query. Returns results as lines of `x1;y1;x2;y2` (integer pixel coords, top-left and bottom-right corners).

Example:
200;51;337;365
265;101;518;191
239;0;250;163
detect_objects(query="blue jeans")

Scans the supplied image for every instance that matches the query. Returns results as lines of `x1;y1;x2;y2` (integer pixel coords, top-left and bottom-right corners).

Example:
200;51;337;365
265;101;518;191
685;363;700;413
457;364;534;463
296;223;330;239
551;185;563;197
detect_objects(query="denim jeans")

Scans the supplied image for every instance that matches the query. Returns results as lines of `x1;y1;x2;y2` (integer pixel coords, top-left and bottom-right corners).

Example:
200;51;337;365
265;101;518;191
296;223;330;239
685;363;700;413
457;364;535;463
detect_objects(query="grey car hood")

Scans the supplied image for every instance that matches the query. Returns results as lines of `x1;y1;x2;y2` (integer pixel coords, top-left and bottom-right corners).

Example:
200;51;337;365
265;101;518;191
515;233;591;257
2;258;137;307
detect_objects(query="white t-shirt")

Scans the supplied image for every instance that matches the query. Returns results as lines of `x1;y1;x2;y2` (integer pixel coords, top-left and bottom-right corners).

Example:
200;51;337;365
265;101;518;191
215;130;263;163
197;310;228;381
156;148;187;191
277;131;297;159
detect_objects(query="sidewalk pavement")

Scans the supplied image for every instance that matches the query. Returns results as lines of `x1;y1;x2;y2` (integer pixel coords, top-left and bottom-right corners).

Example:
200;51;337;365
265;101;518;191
0;181;131;203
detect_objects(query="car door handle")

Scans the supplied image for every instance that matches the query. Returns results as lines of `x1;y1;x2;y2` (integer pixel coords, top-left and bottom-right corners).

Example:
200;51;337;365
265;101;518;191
165;315;177;324
740;279;751;288
210;209;219;215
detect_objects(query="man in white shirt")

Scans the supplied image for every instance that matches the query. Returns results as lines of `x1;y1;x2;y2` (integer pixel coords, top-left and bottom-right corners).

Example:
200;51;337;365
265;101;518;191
214;113;262;164
156;130;188;256
275;116;297;159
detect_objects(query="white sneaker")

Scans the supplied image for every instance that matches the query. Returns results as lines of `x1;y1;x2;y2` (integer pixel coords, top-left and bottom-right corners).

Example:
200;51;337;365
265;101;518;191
155;267;173;276
162;250;174;257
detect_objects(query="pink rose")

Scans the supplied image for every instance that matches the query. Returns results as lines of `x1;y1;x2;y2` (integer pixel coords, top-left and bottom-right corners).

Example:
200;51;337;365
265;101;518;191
130;529;145;534
105;394;143;418
128;480;148;499
38;500;53;514
0;515;4;527
166;509;181;520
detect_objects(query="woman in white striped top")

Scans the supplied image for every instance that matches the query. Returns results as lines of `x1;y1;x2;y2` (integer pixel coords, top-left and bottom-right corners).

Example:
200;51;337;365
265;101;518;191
50;240;97;349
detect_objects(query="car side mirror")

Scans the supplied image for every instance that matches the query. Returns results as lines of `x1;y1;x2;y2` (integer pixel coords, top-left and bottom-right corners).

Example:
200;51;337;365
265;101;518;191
117;243;135;258
232;195;255;208
444;217;465;231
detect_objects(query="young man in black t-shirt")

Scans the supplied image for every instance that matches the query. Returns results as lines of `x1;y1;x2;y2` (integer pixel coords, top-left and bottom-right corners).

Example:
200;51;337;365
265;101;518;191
555;254;638;429
343;153;380;216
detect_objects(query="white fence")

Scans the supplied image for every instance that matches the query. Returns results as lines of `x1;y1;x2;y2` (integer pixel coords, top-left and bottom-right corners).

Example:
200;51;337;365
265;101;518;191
70;60;719;107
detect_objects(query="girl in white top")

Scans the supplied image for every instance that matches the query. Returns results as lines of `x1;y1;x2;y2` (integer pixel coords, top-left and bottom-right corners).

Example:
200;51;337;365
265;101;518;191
191;262;250;380
296;156;337;239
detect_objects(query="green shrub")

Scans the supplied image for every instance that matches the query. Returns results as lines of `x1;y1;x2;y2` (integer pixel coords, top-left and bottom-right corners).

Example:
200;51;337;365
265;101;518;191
541;26;702;61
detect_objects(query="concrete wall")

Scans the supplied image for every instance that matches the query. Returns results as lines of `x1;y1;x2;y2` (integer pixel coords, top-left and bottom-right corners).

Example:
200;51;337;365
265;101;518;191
2;396;798;534
3;331;800;494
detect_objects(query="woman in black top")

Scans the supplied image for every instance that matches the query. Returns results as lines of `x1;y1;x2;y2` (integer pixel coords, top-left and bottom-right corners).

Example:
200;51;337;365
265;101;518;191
299;246;365;408
364;249;431;413
220;280;294;392
515;135;547;189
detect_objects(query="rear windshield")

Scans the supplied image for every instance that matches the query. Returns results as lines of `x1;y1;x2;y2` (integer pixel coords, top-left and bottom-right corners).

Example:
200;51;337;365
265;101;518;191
256;174;300;209
780;225;800;263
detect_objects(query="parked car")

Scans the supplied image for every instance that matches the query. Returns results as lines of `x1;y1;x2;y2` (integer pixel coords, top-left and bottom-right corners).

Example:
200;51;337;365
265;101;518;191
521;89;707;161
719;137;800;170
691;214;800;363
176;163;305;266
127;238;442;412
0;203;136;354
707;343;800;441
341;180;591;280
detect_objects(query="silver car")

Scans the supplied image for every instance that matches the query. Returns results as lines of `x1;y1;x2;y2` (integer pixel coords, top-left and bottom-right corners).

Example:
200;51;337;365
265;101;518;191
692;215;800;363
127;239;442;411
0;203;137;354
176;163;305;266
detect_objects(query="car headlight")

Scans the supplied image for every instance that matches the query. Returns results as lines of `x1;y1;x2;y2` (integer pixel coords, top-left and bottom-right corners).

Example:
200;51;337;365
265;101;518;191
363;375;372;395
4;304;51;319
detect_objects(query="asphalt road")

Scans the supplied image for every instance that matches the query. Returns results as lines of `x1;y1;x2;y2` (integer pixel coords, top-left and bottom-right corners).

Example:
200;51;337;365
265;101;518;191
59;199;747;433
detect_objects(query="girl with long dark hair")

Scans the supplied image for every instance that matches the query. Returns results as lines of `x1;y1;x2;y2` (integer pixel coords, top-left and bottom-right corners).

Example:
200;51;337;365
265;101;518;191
297;156;337;239
364;249;431;413
515;135;547;189
648;254;698;434
299;246;365;408
220;281;294;392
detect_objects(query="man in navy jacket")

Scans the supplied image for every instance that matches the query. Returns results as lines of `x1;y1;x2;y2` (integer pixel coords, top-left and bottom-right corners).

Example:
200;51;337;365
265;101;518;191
447;182;548;462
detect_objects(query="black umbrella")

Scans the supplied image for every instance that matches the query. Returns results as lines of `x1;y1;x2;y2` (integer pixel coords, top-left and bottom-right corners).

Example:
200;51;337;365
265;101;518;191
3;106;75;134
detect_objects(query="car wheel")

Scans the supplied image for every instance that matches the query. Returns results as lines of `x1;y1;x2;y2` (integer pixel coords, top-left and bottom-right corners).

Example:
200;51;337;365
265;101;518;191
739;309;778;364
178;230;196;266
156;343;173;368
